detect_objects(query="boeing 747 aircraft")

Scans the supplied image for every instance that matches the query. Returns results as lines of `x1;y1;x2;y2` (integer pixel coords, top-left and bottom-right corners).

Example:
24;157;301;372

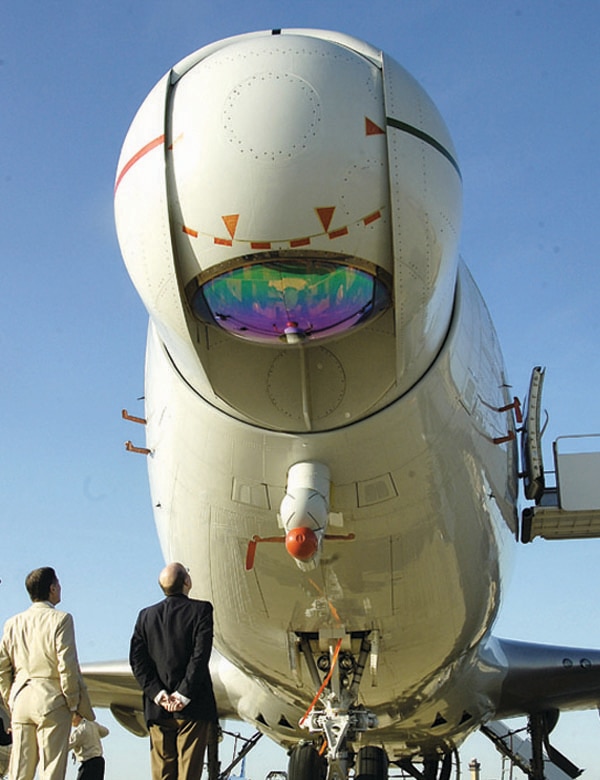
76;29;600;780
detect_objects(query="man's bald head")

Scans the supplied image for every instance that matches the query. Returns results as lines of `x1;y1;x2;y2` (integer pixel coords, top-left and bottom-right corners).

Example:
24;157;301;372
158;562;191;596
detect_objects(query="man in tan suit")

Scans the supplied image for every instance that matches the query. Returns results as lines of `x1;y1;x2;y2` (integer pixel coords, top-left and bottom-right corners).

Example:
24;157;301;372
0;567;94;780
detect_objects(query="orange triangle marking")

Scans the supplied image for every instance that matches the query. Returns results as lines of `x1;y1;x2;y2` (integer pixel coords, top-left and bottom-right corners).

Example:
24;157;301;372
316;207;336;232
222;214;239;239
365;117;385;136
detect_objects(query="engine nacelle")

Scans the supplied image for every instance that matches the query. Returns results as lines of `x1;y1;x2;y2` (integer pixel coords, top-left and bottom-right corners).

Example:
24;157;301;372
115;29;462;432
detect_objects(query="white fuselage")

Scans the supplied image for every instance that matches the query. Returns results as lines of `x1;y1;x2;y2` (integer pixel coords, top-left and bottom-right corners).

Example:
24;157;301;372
114;29;520;758
142;261;518;753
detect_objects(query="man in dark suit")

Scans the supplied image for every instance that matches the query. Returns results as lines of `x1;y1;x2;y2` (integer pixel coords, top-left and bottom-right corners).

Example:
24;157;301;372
130;562;217;780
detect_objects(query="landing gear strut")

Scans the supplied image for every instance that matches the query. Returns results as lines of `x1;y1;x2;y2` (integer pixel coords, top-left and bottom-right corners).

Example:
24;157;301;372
528;711;582;780
289;632;462;780
290;632;379;780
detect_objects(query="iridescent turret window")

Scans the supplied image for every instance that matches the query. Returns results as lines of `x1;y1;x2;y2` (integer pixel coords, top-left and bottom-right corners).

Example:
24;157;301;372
187;254;391;344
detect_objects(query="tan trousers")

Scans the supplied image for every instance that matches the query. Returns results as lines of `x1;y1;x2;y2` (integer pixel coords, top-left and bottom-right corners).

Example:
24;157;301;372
9;704;71;780
149;718;211;780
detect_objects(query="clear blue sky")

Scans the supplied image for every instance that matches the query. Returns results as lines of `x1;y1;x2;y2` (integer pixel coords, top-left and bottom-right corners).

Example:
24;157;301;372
2;2;600;778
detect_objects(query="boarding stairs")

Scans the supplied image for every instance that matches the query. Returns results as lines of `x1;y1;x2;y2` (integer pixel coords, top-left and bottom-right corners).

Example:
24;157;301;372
519;367;600;543
481;719;582;780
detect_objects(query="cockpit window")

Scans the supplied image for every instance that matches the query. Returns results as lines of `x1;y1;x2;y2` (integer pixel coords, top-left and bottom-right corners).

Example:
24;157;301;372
187;254;391;343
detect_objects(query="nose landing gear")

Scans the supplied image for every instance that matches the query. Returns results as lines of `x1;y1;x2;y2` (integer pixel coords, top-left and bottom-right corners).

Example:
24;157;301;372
288;633;380;780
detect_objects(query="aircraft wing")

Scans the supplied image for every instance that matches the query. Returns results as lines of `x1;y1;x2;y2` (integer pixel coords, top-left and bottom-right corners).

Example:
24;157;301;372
83;636;600;742
82;651;261;737
474;638;600;780
490;637;600;717
80;660;146;735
